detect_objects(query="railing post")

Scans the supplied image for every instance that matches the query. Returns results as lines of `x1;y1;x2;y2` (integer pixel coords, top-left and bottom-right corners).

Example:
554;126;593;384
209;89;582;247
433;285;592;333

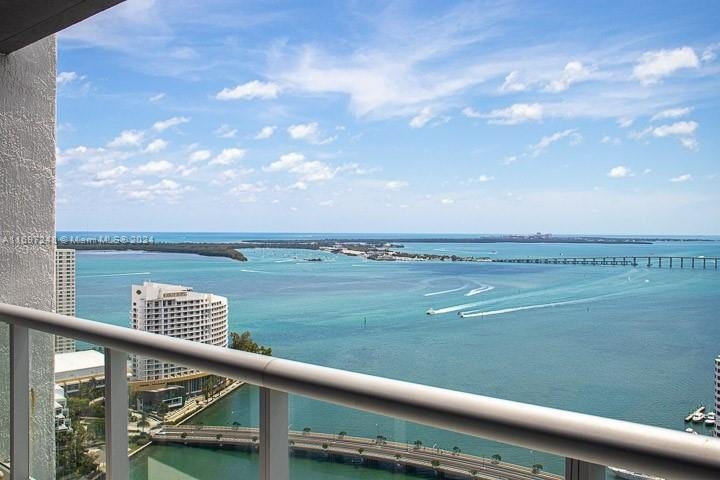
105;348;129;479
259;387;288;480
565;458;605;480
10;325;29;480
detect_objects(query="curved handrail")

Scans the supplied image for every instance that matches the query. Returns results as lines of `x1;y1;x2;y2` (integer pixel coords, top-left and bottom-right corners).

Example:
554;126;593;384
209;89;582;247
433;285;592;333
1;302;719;479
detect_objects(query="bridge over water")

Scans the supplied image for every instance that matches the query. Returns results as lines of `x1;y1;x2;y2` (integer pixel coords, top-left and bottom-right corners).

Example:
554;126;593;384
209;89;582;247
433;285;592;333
492;256;719;269
151;425;561;480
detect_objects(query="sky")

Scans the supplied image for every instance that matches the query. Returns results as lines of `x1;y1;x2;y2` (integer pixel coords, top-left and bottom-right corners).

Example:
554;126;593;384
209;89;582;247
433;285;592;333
55;0;720;235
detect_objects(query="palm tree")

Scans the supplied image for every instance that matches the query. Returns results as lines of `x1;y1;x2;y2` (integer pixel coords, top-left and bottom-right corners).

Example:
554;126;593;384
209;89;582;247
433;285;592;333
337;430;347;439
216;433;222;442
232;421;241;430
470;470;478;477
302;427;311;436
413;439;423;450
137;415;150;434
452;446;461;455
491;454;501;464
431;459;440;468
357;447;364;455
322;443;329;450
395;453;402;460
532;463;544;474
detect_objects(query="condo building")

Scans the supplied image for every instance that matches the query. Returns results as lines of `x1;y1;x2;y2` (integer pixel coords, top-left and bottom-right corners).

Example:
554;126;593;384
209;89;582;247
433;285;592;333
54;248;76;353
130;282;228;381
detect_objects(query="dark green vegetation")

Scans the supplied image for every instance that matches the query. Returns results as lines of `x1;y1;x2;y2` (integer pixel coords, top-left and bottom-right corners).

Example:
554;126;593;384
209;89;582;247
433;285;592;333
229;331;272;356
63;241;248;261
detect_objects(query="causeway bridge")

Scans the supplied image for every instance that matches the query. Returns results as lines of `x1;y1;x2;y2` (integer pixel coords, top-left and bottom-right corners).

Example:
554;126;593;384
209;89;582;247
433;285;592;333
152;425;561;480
492;256;719;269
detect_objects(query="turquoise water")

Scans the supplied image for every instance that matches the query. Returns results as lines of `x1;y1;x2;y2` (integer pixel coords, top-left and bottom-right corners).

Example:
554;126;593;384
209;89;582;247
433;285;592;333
71;236;720;478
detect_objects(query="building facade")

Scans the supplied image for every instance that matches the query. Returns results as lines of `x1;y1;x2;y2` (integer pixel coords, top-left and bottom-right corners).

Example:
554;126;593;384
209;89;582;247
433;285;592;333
130;282;228;381
55;248;76;353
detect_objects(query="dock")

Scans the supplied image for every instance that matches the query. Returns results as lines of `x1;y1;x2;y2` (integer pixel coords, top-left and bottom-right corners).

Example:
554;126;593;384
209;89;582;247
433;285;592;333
152;425;562;480
492;256;719;269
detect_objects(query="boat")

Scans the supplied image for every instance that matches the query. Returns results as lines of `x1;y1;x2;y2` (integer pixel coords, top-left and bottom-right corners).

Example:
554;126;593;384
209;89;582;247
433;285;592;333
426;308;436;315
685;427;695;433
691;413;705;423
705;412;716;425
608;466;665;480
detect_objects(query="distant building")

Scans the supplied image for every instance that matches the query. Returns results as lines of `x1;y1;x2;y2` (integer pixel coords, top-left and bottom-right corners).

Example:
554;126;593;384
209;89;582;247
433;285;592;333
715;355;720;437
54;385;71;433
55;349;106;395
130;282;228;381
55;248;76;353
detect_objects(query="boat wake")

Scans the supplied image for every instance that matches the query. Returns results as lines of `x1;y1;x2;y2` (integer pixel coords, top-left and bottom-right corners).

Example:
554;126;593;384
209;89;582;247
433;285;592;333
424;286;467;297
240;269;271;274
427;301;487;315
465;285;494;296
459;293;618;318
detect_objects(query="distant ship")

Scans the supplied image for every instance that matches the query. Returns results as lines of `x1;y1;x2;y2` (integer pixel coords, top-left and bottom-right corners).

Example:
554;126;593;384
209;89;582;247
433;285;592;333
608;466;665;480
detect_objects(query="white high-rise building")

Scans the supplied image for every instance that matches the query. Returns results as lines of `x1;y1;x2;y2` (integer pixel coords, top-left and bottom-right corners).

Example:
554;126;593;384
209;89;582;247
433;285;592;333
54;248;76;353
715;355;720;437
130;282;228;381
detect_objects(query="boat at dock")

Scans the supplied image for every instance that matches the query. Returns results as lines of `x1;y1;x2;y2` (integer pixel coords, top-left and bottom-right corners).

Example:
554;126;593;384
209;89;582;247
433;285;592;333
684;405;705;422
608;466;665;480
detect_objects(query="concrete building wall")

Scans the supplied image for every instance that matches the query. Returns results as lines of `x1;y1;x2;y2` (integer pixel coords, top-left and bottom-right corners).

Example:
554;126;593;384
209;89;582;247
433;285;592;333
0;36;57;478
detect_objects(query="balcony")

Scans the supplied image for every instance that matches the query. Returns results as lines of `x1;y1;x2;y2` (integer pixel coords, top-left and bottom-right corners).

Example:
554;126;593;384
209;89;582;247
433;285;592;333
1;302;720;479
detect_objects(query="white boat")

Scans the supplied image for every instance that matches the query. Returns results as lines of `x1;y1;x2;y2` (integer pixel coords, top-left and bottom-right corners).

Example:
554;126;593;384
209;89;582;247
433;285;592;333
705;417;716;425
608;466;665;480
691;413;705;423
685;427;695;433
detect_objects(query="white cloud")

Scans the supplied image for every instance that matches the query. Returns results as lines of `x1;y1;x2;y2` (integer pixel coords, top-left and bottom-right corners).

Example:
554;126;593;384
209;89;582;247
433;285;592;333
601;136;621;146
384;180;409;191
608;166;632;178
119;178;188;202
529;129;581;156
95;165;128;180
440;198;455;205
544;61;591;93
318;200;334;207
461;107;482;118
230;182;266;194
670;174;692;183
499;71;527;93
254;126;276;140
616;117;634;128
485;103;544;125
409;107;434;128
143;138;168;154
632;47;699;85
680;137;698;150
153;116;190;131
176;165;197;177
216;80;280;100
289;181;308;190
651;121;697;137
135;160;174;175
287;122;335;145
651;107;692;121
149;93;165;102
57;71;82;85
107;130;144;148
701;43;719;62
215;124;237;138
210;148;246;166
265;152;337;183
502;155;518;165
188;149;212;163
471;174;494;183
266;152;306;172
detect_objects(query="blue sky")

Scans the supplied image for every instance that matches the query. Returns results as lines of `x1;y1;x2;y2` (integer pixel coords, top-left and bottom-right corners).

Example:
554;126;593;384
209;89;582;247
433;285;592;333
56;0;720;234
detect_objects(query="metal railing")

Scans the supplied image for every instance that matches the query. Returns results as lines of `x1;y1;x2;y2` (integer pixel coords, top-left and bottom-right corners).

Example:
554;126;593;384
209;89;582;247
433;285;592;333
1;302;719;480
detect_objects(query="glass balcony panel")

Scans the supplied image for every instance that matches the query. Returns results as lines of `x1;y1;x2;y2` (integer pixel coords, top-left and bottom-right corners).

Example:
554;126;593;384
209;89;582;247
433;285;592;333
130;377;257;479
54;343;108;479
287;395;564;479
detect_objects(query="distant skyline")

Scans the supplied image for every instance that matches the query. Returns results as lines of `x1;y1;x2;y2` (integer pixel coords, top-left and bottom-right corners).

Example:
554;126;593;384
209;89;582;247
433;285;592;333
56;0;720;234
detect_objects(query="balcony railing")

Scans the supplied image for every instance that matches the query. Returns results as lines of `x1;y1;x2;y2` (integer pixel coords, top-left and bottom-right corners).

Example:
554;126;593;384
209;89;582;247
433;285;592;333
1;302;719;480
